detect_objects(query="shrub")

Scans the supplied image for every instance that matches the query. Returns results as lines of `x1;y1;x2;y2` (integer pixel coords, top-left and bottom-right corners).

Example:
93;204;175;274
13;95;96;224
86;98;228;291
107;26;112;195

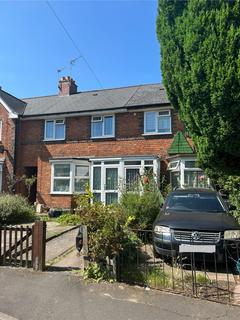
120;175;164;229
74;189;141;263
218;176;240;223
0;194;35;225
57;213;81;226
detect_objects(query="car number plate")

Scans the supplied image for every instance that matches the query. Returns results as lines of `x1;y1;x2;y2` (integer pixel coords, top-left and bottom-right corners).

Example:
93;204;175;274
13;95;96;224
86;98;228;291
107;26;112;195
179;244;216;253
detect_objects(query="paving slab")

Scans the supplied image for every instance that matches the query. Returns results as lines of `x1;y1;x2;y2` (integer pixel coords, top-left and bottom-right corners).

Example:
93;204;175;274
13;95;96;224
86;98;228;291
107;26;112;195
46;228;79;262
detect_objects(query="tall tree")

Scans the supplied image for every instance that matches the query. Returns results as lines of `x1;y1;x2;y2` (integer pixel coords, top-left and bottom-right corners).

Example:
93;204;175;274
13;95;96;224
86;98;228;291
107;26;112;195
157;0;240;176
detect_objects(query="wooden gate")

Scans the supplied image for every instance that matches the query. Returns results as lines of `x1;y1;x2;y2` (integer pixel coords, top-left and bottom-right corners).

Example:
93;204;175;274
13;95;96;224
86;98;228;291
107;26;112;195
0;221;46;271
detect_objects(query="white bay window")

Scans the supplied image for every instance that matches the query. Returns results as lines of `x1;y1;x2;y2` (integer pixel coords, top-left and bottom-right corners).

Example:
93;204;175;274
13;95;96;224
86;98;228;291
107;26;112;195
51;160;89;194
168;158;210;189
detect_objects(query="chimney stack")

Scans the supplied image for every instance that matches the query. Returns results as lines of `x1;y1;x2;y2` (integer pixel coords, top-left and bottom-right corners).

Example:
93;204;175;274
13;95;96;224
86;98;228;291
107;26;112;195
58;76;77;96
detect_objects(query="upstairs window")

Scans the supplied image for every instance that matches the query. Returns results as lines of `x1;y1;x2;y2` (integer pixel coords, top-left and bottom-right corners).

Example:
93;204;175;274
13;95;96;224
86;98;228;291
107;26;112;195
45;119;65;140
144;110;171;134
91;115;114;138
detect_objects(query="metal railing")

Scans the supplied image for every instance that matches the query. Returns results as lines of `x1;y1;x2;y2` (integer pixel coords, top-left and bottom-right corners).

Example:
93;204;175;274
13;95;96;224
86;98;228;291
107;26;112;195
118;229;240;305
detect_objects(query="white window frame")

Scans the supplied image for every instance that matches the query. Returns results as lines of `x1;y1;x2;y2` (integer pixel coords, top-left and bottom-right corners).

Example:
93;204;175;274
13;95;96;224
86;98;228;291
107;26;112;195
90;157;160;204
50;160;90;194
91;114;115;139
168;157;210;189
143;110;172;135
44;119;66;141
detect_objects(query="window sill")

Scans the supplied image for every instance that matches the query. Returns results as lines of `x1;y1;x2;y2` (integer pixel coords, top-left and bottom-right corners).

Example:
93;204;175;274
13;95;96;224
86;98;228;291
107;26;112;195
43;139;65;142
142;132;172;136
91;136;115;139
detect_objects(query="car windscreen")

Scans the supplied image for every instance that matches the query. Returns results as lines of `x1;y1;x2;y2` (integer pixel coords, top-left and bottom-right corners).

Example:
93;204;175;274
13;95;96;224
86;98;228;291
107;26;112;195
166;193;226;213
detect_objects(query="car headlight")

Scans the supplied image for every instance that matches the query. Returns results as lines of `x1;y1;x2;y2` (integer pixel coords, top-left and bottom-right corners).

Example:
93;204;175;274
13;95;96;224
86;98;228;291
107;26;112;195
224;230;240;240
154;225;171;235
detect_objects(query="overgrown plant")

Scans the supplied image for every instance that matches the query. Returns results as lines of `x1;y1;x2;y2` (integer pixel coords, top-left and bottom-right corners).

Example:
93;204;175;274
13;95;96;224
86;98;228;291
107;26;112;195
120;174;164;229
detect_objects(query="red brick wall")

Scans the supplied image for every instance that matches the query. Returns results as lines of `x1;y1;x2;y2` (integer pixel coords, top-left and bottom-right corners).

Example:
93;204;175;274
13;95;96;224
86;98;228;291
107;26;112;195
18;109;187;208
0;104;17;192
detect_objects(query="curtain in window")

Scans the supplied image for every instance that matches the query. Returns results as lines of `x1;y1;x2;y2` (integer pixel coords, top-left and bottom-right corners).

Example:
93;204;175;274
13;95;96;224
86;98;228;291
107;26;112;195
106;193;118;205
54;179;70;192
46;121;54;139
105;168;118;190
92;121;102;137
104;116;113;135
158;116;170;132
93;167;101;190
55;123;65;139
54;164;70;177
126;168;140;190
145;112;156;132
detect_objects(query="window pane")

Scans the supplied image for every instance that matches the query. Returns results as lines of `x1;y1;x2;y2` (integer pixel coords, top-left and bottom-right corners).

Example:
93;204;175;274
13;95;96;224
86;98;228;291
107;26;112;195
75;165;89;177
126;168;139;191
92;121;102;137
93;193;101;203
171;172;180;189
93;167;101;190
104;116;113;135
144;160;153;165
124;161;141;165
45;121;54;139
145;112;156;133
104;161;119;165
184;170;208;188
185;161;197;168
158;115;170;133
105;168;118;190
53;179;70;192
74;178;89;192
54;164;70;177
184;171;197;187
106;193;118;205
55;123;65;139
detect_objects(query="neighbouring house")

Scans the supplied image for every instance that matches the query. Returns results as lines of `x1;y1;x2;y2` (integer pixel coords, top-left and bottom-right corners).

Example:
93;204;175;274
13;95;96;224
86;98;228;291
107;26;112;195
0;77;209;209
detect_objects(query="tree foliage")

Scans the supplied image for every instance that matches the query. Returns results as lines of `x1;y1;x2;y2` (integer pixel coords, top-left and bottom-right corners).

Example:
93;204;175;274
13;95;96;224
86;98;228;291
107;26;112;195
157;0;240;176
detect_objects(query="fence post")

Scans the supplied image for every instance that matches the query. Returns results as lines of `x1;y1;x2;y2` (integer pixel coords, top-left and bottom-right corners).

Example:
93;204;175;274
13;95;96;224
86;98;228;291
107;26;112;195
82;225;89;269
32;221;46;271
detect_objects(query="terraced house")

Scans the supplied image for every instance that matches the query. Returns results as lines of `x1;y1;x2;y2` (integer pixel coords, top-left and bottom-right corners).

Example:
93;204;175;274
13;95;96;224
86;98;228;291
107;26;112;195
0;77;209;209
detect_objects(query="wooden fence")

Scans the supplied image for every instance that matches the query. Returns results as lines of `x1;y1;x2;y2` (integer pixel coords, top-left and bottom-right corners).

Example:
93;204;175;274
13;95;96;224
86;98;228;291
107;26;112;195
0;221;46;271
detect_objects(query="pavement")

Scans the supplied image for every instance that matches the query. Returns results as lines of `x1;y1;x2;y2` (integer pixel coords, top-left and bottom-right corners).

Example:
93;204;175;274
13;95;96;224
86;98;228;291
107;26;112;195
0;268;240;320
46;228;79;263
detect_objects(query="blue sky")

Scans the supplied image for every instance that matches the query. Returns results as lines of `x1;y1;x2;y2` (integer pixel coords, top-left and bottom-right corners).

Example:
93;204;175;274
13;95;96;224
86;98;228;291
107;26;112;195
0;0;161;98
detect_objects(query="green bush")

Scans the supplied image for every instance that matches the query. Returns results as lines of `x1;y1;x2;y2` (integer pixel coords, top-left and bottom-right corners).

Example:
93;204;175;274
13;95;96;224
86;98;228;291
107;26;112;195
218;175;240;222
57;213;81;226
0;194;35;225
120;175;164;229
74;189;141;263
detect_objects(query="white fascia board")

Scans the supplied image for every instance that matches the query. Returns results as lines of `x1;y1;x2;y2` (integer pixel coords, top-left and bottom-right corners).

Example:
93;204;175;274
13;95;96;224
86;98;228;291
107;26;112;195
0;97;18;119
21;108;128;121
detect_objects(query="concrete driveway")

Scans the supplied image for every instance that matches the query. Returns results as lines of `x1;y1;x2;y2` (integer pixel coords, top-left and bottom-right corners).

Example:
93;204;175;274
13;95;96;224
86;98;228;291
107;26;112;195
0;268;239;320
